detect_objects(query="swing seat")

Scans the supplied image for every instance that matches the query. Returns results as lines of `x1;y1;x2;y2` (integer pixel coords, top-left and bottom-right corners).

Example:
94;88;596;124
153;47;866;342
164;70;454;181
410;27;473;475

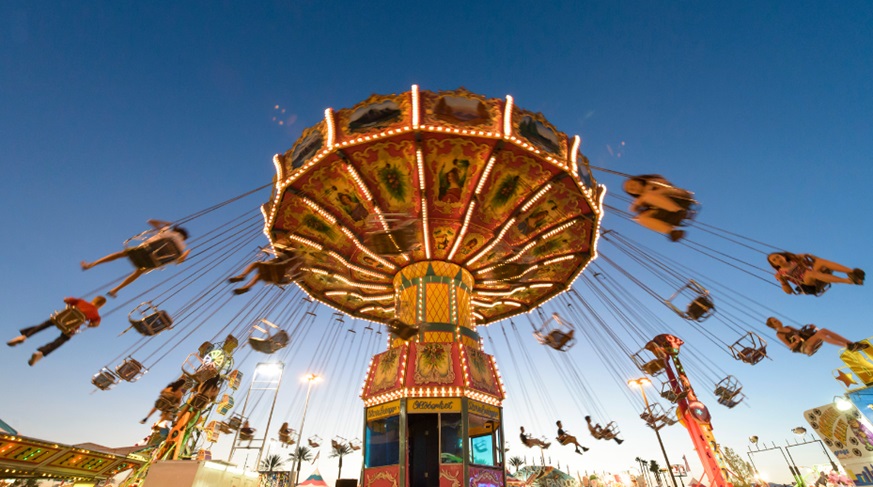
189;392;212;410
641;359;665;376
92;368;120;391
226;370;243;390
387;319;419;341
182;353;218;383
308;435;321;448
248;330;290;354
535;313;577;351
227;414;244;431
332;437;347;450
367;220;417;255
259;257;302;285
115;357;147;382
127;237;184;269
50;307;87;335
155;396;178;413
280;431;296;445
216;394;234;415
218;422;233;434
685;296;715;321
536;329;576;352
730;332;768;365
239;428;255;441
204;421;221;443
129;310;173;336
350;438;362;450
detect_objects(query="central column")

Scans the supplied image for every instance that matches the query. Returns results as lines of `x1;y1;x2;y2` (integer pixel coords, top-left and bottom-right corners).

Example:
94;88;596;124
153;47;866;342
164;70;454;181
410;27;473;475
393;261;479;349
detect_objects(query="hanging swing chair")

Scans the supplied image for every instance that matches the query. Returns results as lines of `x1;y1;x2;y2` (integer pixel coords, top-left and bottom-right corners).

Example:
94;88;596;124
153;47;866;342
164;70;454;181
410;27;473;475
631;346;667;376
123;229;186;270
91;367;120;391
216;394;234;415
331;436;348;450
533;313;576;351
182;354;219;383
665;280;715;322
729;332;768;365
50;306;88;336
279;426;296;446
365;213;418;255
714;376;744;408
115;356;147;382
350;438;362;450
226;370;243;390
127;302;174;336
248;319;290;354
308;435;322;448
239;423;256;442
659;380;689;403
226;414;245;431
204;421;222;443
188;390;214;411
387;317;419;341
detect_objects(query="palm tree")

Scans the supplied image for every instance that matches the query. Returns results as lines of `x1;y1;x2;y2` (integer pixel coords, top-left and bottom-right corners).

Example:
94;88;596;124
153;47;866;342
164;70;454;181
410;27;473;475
289;445;314;485
508;456;525;473
330;442;354;479
260;453;289;473
649;460;663;487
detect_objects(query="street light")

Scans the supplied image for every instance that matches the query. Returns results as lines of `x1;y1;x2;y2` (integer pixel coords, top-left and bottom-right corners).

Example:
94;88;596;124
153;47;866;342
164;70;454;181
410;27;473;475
290;373;321;485
629;377;678;487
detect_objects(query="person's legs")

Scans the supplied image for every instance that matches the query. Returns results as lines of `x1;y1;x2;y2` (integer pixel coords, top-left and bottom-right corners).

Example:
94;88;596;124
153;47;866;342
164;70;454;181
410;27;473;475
29;333;72;365
233;275;261;295
81;250;129;270
228;262;258;283
634;211;674;234
10;319;53;344
804;271;854;285
108;268;147;297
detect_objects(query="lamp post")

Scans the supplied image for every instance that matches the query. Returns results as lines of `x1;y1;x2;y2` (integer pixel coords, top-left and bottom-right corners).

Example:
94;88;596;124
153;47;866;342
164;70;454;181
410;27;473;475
629;378;678;487
290;373;321;486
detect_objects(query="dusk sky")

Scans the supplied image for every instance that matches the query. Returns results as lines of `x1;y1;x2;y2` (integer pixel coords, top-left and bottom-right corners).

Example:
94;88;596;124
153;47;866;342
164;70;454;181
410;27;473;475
1;2;872;485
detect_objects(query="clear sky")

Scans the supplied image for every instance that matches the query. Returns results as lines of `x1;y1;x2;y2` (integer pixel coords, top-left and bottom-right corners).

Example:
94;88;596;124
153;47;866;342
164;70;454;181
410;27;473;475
1;1;872;486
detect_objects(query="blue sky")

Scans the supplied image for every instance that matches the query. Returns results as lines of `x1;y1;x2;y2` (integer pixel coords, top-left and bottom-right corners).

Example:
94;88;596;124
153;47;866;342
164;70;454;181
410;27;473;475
1;1;872;485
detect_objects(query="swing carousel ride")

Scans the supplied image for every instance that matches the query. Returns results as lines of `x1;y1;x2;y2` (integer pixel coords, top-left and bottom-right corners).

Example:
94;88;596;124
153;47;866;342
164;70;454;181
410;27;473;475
4;86;871;487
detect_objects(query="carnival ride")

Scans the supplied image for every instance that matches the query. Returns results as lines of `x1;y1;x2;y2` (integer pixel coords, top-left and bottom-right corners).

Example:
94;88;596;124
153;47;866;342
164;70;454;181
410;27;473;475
5;85;869;487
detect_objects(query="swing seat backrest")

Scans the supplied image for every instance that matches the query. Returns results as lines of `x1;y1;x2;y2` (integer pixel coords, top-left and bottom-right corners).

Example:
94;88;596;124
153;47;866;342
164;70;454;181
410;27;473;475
92;369;119;391
155;396;178;413
308;438;320;447
128;238;183;269
217;394;234;415
132;310;173;336
239;429;255;441
227;415;243;431
115;358;146;382
685;296;714;321
189;392;212;410
51;307;88;335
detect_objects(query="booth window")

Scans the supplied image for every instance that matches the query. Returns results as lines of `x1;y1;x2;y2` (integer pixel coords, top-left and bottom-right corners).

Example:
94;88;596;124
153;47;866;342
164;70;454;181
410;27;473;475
440;413;463;464
365;415;400;467
468;415;501;467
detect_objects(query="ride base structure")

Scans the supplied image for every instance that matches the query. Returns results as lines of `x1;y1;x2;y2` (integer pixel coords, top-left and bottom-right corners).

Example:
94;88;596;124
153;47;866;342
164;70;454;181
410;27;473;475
360;262;507;487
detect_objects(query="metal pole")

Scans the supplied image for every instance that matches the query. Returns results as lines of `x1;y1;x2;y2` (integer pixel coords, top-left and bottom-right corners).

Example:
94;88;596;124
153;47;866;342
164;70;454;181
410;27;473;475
637;382;679;487
783;441;806;487
255;362;286;470
291;374;318;486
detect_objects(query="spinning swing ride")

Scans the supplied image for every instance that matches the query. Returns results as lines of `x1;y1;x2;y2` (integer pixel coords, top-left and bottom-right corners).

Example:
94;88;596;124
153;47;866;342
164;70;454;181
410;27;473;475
6;85;870;487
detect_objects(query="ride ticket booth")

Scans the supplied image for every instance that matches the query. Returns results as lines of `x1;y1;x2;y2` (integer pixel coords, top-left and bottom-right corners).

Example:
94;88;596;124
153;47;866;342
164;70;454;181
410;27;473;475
361;262;507;487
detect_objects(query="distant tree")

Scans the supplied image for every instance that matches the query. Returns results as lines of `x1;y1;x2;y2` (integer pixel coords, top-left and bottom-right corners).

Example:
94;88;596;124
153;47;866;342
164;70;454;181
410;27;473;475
649;460;663;487
722;446;756;487
290;445;314;485
509;456;525;473
330;442;354;479
261;453;289;473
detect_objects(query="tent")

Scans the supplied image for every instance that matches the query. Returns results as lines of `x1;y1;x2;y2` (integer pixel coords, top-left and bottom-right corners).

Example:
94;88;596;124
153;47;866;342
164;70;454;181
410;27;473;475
298;468;329;487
